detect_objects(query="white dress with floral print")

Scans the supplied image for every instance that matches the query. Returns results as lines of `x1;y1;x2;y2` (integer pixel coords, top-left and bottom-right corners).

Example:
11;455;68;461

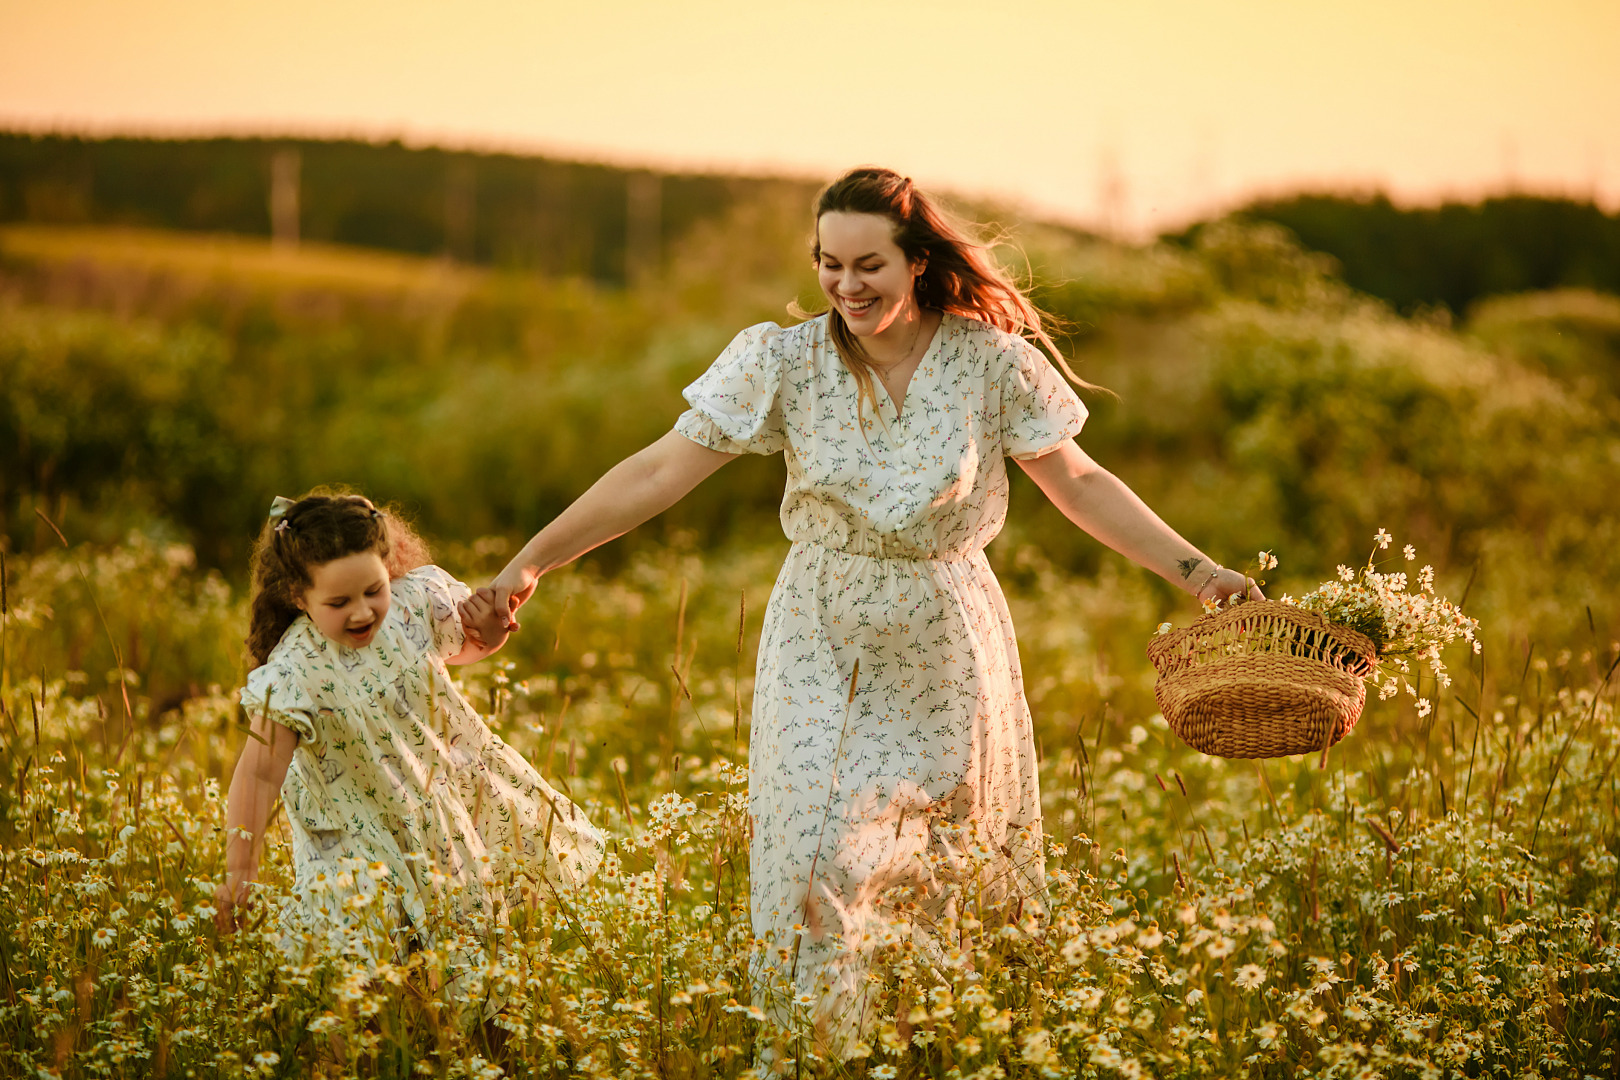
676;313;1087;1051
242;566;603;968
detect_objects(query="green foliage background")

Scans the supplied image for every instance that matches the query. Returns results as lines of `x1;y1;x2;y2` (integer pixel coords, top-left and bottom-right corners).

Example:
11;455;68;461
1215;192;1620;314
3;191;1616;660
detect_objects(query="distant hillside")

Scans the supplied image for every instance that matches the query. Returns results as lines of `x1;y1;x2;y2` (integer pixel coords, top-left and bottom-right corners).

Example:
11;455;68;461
13;133;1620;317
1177;192;1620;315
0;132;816;285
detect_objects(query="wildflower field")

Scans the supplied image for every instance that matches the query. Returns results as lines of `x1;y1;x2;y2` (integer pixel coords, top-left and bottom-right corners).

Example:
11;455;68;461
1;529;1617;1079
2;197;1619;1076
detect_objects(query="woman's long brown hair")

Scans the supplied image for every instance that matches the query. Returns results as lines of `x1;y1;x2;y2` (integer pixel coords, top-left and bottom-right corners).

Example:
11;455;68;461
245;490;430;668
795;166;1103;412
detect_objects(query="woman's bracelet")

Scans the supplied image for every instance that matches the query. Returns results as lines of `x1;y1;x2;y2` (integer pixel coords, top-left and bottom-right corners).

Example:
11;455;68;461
1194;565;1223;599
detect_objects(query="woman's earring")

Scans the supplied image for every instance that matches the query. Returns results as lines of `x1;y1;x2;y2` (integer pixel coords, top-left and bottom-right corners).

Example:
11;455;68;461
916;275;929;294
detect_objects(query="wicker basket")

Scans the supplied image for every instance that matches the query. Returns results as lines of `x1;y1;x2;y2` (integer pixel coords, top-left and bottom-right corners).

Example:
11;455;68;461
1146;600;1379;759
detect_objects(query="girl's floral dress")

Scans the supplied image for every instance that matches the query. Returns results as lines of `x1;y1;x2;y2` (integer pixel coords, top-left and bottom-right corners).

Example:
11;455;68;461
676;312;1087;1052
242;566;603;974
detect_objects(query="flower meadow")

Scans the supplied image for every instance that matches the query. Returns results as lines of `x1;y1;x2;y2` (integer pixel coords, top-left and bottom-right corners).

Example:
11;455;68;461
5;205;1620;1077
1;533;1617;1079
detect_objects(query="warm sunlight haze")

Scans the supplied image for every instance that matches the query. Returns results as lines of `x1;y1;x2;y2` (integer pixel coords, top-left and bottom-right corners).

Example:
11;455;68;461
4;3;1620;1076
1;0;1617;232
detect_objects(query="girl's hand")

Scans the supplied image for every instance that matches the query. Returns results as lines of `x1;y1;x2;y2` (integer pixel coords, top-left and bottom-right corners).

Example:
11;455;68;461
214;876;250;935
1196;565;1264;607
459;589;490;648
458;587;511;652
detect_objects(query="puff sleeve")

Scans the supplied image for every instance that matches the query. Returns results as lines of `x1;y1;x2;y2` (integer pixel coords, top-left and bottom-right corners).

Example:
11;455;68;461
998;337;1088;459
674;323;790;455
392;565;473;661
240;659;319;745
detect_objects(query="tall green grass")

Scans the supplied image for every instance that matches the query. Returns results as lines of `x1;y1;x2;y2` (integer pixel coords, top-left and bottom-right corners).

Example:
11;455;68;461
0;532;1615;1077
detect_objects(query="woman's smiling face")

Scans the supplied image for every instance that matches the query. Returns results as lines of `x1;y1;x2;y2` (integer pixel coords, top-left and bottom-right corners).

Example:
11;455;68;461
298;551;390;649
816;211;925;337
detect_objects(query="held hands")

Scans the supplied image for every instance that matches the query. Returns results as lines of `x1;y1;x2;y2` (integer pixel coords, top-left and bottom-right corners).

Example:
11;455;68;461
489;560;540;632
458;587;513;651
459;554;538;650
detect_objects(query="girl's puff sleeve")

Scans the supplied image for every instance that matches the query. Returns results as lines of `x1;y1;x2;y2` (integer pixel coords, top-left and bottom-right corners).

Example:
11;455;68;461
394;565;473;661
675;322;790;455
998;336;1088;459
240;661;318;745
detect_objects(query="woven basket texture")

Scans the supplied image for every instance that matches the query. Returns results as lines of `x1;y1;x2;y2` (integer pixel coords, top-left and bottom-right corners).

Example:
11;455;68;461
1147;600;1378;759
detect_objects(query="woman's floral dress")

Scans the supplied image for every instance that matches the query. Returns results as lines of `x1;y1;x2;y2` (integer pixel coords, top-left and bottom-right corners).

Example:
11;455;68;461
242;566;603;979
676;312;1087;1052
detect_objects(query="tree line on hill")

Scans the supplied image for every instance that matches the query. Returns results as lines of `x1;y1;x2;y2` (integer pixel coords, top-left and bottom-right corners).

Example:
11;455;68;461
1173;191;1620;316
4;133;1620;313
0;133;813;285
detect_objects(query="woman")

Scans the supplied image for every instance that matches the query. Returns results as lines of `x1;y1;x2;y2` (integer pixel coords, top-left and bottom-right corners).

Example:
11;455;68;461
485;167;1257;1054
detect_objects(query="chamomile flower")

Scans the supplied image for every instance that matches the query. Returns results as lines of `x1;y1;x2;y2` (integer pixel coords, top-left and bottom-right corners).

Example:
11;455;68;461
1297;536;1479;709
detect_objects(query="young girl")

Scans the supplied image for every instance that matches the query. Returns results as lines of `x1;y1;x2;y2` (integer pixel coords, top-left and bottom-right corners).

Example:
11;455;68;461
215;491;601;977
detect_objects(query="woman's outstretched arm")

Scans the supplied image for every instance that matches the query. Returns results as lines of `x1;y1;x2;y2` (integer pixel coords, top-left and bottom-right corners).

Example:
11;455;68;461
1016;440;1261;605
488;431;739;627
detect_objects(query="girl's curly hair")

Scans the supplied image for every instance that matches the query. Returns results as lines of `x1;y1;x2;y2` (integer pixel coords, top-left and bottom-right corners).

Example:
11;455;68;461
246;489;431;668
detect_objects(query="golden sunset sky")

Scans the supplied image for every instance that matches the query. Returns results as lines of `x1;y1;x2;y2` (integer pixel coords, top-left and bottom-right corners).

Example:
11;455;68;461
2;0;1616;234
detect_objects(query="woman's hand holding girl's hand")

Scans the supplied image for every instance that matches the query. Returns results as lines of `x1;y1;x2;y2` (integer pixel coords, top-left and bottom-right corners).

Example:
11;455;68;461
459;588;511;651
490;561;540;631
1196;565;1264;607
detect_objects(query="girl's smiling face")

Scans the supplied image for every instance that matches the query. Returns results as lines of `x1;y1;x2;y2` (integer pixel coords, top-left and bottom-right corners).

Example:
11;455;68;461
816;211;925;337
298;552;390;648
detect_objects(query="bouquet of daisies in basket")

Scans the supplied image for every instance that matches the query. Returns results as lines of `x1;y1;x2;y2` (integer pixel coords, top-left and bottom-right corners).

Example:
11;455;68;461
1147;529;1480;760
